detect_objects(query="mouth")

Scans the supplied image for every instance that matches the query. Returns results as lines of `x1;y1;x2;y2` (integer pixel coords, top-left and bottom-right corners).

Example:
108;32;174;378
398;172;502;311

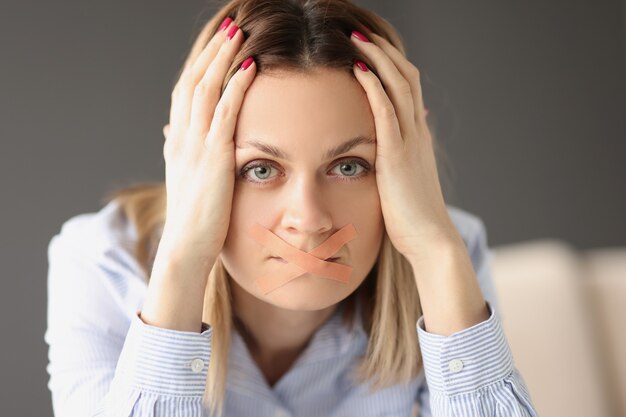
269;256;340;263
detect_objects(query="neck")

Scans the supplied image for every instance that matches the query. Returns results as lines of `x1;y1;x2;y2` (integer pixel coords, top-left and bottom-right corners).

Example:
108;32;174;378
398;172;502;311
230;280;340;364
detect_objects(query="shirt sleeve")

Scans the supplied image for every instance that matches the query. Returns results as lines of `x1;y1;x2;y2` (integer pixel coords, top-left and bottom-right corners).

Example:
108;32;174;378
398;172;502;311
45;218;213;417
416;301;538;416
45;228;130;417
94;312;213;417
413;214;539;416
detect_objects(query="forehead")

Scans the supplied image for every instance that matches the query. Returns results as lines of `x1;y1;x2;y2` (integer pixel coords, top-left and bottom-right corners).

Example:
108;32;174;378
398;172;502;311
234;68;375;147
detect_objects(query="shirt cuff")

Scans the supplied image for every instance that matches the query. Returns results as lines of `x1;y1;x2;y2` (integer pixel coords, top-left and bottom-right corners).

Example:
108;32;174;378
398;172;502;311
112;311;213;397
416;300;515;396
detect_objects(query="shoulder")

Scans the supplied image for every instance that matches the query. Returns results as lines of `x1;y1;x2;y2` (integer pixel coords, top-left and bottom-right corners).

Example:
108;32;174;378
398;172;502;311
47;200;147;313
49;198;146;278
51;199;138;254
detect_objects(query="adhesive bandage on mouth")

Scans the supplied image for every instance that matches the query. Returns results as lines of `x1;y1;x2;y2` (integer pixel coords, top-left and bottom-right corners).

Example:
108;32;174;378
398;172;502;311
246;223;358;294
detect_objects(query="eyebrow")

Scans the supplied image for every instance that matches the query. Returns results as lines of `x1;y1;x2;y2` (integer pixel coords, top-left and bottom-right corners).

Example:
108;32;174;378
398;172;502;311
236;135;376;160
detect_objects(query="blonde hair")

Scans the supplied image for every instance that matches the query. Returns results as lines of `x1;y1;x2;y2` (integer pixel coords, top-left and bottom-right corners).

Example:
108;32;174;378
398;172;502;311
102;1;448;415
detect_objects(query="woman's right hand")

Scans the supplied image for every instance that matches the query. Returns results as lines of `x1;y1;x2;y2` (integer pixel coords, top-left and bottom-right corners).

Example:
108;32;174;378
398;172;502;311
140;20;255;332
158;20;256;267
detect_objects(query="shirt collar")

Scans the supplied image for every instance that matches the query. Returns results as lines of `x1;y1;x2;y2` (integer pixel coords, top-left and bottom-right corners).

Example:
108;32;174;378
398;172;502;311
227;295;368;395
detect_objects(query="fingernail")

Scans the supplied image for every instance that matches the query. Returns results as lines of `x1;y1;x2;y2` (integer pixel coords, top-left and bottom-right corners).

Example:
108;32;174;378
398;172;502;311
355;60;368;72
227;24;239;40
351;30;370;42
219;17;232;32
240;56;254;71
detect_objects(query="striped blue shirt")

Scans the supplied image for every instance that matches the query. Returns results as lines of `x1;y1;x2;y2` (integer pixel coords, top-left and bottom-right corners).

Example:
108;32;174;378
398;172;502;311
45;200;539;416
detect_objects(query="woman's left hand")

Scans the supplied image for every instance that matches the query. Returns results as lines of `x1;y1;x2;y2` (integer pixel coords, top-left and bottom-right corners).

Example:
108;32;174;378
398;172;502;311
350;30;462;262
351;31;492;335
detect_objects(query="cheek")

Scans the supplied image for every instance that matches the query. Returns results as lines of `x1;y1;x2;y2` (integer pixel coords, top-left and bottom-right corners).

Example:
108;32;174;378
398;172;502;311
352;207;384;263
331;180;382;226
330;185;384;264
327;174;381;210
222;189;273;256
220;190;274;290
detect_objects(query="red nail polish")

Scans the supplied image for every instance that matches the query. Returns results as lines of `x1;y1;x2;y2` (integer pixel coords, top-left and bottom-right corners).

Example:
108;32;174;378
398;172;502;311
218;17;232;32
227;24;239;40
351;30;370;42
355;60;368;72
240;57;254;71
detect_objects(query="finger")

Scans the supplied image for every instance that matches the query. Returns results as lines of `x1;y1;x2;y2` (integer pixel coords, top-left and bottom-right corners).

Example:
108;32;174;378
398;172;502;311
189;24;245;148
169;17;234;134
351;60;405;159
203;57;256;154
350;31;416;140
368;32;427;124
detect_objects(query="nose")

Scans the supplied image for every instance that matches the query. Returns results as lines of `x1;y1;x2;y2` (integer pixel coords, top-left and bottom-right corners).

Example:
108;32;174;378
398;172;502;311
279;175;333;237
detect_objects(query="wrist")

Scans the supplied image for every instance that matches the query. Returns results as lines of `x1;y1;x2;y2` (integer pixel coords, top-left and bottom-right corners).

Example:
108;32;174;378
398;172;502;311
155;232;220;272
408;242;489;335
143;247;216;333
405;230;466;270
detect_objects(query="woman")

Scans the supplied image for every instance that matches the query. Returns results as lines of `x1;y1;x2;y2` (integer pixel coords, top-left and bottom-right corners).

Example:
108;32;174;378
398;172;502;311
45;0;539;416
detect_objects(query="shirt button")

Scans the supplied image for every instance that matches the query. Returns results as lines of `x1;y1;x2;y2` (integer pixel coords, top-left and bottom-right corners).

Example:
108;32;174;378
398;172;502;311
190;358;205;373
274;408;289;417
448;358;464;373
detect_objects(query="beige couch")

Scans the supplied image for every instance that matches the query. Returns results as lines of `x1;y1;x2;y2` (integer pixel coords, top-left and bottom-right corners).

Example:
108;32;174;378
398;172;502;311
490;240;626;417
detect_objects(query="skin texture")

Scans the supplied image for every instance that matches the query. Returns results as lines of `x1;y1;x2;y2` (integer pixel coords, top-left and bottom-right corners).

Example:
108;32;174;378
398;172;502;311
219;69;385;382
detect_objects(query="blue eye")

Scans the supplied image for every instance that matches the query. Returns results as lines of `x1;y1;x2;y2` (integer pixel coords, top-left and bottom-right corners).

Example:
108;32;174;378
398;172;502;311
330;160;366;179
240;158;371;185
246;164;278;181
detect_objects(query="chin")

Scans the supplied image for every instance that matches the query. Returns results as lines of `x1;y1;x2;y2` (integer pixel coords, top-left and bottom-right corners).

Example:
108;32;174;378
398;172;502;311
258;274;354;311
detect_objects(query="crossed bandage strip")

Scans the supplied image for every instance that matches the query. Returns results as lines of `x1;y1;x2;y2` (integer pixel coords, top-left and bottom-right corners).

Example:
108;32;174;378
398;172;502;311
247;223;358;294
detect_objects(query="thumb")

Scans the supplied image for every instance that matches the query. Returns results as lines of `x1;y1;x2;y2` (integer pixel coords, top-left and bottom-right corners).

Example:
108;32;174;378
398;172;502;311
163;124;170;139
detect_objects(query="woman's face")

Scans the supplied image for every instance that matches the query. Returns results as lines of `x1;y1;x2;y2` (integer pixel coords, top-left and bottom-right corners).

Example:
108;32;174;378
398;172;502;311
220;67;384;311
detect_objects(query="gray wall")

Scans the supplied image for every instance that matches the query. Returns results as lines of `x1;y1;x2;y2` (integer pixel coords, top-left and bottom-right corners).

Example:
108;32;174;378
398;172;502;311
0;0;624;414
